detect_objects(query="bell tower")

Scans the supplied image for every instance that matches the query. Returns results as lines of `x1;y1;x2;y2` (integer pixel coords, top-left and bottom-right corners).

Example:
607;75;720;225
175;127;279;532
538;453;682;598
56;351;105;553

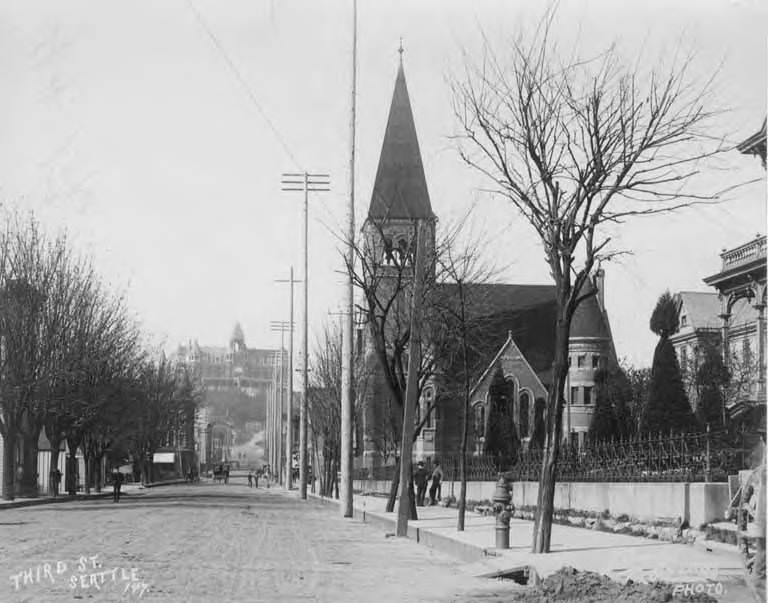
361;50;436;468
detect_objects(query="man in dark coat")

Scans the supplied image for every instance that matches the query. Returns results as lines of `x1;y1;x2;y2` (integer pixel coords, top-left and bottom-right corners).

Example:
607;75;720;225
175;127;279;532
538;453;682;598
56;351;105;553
429;461;443;506
112;470;124;503
415;461;428;506
51;468;62;498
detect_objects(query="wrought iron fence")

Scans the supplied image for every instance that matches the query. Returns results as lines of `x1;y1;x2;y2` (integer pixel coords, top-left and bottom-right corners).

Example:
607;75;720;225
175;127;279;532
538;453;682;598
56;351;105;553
353;430;751;483
508;430;750;483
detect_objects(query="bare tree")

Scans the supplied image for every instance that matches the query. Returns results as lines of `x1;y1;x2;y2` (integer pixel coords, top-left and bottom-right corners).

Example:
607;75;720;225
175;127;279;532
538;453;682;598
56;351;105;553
308;320;367;498
344;217;442;515
0;213;69;498
452;8;736;552
127;355;181;486
43;255;100;495
433;223;498;531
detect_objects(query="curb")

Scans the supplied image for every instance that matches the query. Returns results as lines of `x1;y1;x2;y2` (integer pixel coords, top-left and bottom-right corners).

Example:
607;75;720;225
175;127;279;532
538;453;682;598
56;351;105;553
310;493;496;564
0;492;113;510
0;480;188;510
141;479;189;488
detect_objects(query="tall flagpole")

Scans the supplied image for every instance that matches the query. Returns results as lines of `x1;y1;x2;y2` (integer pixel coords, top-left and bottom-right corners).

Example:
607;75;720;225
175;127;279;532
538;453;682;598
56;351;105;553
340;0;357;518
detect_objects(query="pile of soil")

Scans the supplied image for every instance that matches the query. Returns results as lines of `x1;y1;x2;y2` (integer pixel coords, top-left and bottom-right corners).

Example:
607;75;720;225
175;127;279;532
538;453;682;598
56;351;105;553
506;567;718;603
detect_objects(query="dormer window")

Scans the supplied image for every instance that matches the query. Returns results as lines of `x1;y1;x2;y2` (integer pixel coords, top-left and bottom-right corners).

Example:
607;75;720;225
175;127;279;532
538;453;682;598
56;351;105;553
680;315;687;327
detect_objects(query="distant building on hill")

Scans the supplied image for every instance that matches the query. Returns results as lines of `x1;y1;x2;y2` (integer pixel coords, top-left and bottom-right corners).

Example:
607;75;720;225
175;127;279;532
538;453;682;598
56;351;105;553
172;323;287;468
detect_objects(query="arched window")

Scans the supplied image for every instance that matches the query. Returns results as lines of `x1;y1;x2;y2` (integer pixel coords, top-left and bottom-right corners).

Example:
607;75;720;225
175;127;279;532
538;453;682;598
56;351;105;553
396;237;409;263
383;237;395;265
505;377;517;418
473;403;485;438
423;387;435;428
519;391;530;438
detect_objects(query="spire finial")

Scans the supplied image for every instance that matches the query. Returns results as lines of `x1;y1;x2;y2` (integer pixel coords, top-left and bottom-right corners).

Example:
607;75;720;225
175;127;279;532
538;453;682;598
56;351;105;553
398;37;404;63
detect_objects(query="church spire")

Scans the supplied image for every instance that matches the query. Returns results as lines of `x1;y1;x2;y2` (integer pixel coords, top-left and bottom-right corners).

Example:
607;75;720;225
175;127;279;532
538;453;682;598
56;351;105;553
367;49;433;221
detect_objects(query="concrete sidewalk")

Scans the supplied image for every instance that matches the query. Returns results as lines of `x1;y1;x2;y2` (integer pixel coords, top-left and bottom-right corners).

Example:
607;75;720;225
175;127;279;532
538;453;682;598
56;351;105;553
0;479;187;510
315;491;746;587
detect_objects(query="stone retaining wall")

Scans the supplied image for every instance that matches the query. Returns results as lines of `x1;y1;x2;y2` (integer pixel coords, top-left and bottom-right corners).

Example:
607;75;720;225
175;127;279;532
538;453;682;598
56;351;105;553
353;479;729;526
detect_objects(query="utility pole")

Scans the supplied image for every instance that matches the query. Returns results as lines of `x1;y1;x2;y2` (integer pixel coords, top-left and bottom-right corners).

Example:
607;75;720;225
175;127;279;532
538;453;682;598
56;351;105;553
274;331;285;484
341;0;357;519
269;350;281;481
281;172;330;500
265;374;271;474
274;268;300;489
271;320;293;488
396;220;427;537
275;266;301;490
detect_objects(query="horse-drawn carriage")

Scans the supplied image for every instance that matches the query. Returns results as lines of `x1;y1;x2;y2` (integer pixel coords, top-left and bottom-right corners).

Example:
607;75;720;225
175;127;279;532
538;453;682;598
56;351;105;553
212;464;230;484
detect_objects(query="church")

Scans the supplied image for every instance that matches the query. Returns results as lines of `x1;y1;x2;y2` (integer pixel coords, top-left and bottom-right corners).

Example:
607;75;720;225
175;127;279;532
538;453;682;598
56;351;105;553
359;54;618;469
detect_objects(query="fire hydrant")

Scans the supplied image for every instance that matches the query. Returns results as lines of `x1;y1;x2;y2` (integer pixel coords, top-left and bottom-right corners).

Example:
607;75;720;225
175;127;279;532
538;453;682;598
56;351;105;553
493;476;513;549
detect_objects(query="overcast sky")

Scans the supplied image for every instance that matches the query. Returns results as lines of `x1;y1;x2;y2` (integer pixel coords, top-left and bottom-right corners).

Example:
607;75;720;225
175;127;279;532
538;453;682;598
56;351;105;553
0;0;765;368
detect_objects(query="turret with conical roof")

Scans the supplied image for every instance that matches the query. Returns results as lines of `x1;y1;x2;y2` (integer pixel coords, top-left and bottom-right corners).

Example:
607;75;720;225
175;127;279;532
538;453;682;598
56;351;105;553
368;55;433;221
230;322;245;353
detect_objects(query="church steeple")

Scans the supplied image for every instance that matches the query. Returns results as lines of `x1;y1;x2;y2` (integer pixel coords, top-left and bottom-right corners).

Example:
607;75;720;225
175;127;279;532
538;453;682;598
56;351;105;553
368;53;433;221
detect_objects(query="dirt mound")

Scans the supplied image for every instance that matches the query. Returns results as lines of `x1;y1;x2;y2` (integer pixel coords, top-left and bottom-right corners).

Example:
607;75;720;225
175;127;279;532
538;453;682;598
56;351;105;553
508;567;718;603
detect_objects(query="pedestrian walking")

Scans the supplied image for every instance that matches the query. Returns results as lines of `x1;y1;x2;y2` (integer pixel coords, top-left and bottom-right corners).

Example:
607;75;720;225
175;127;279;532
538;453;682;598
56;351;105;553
429;460;443;506
224;465;230;485
247;470;253;488
112;469;124;503
415;461;428;506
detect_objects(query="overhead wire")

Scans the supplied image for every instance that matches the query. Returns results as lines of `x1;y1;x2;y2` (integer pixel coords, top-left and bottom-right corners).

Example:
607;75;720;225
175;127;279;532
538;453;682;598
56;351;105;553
184;0;303;171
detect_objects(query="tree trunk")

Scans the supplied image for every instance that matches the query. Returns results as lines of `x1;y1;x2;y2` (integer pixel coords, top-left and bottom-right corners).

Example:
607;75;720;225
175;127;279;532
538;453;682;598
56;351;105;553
395;220;427;538
142;456;152;486
320;450;328;496
65;435;81;496
531;310;571;553
458;397;469;530
386;456;400;512
94;454;103;493
20;425;41;498
48;435;62;497
2;426;17;501
458;324;471;532
82;447;91;495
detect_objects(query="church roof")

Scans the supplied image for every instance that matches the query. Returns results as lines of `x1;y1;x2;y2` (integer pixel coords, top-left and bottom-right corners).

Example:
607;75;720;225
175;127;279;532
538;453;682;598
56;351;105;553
438;281;611;387
570;282;611;339
368;60;433;221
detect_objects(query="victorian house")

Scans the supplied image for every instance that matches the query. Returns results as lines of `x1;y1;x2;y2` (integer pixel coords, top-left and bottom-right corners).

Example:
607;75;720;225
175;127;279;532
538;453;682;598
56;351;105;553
359;55;618;468
671;121;766;422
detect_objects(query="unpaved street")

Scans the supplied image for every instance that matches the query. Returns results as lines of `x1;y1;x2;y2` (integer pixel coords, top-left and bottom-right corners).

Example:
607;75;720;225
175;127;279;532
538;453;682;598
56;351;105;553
0;481;516;602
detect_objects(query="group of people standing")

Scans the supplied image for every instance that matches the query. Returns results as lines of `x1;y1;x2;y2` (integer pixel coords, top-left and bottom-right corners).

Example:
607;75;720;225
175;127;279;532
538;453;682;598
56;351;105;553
415;460;443;506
